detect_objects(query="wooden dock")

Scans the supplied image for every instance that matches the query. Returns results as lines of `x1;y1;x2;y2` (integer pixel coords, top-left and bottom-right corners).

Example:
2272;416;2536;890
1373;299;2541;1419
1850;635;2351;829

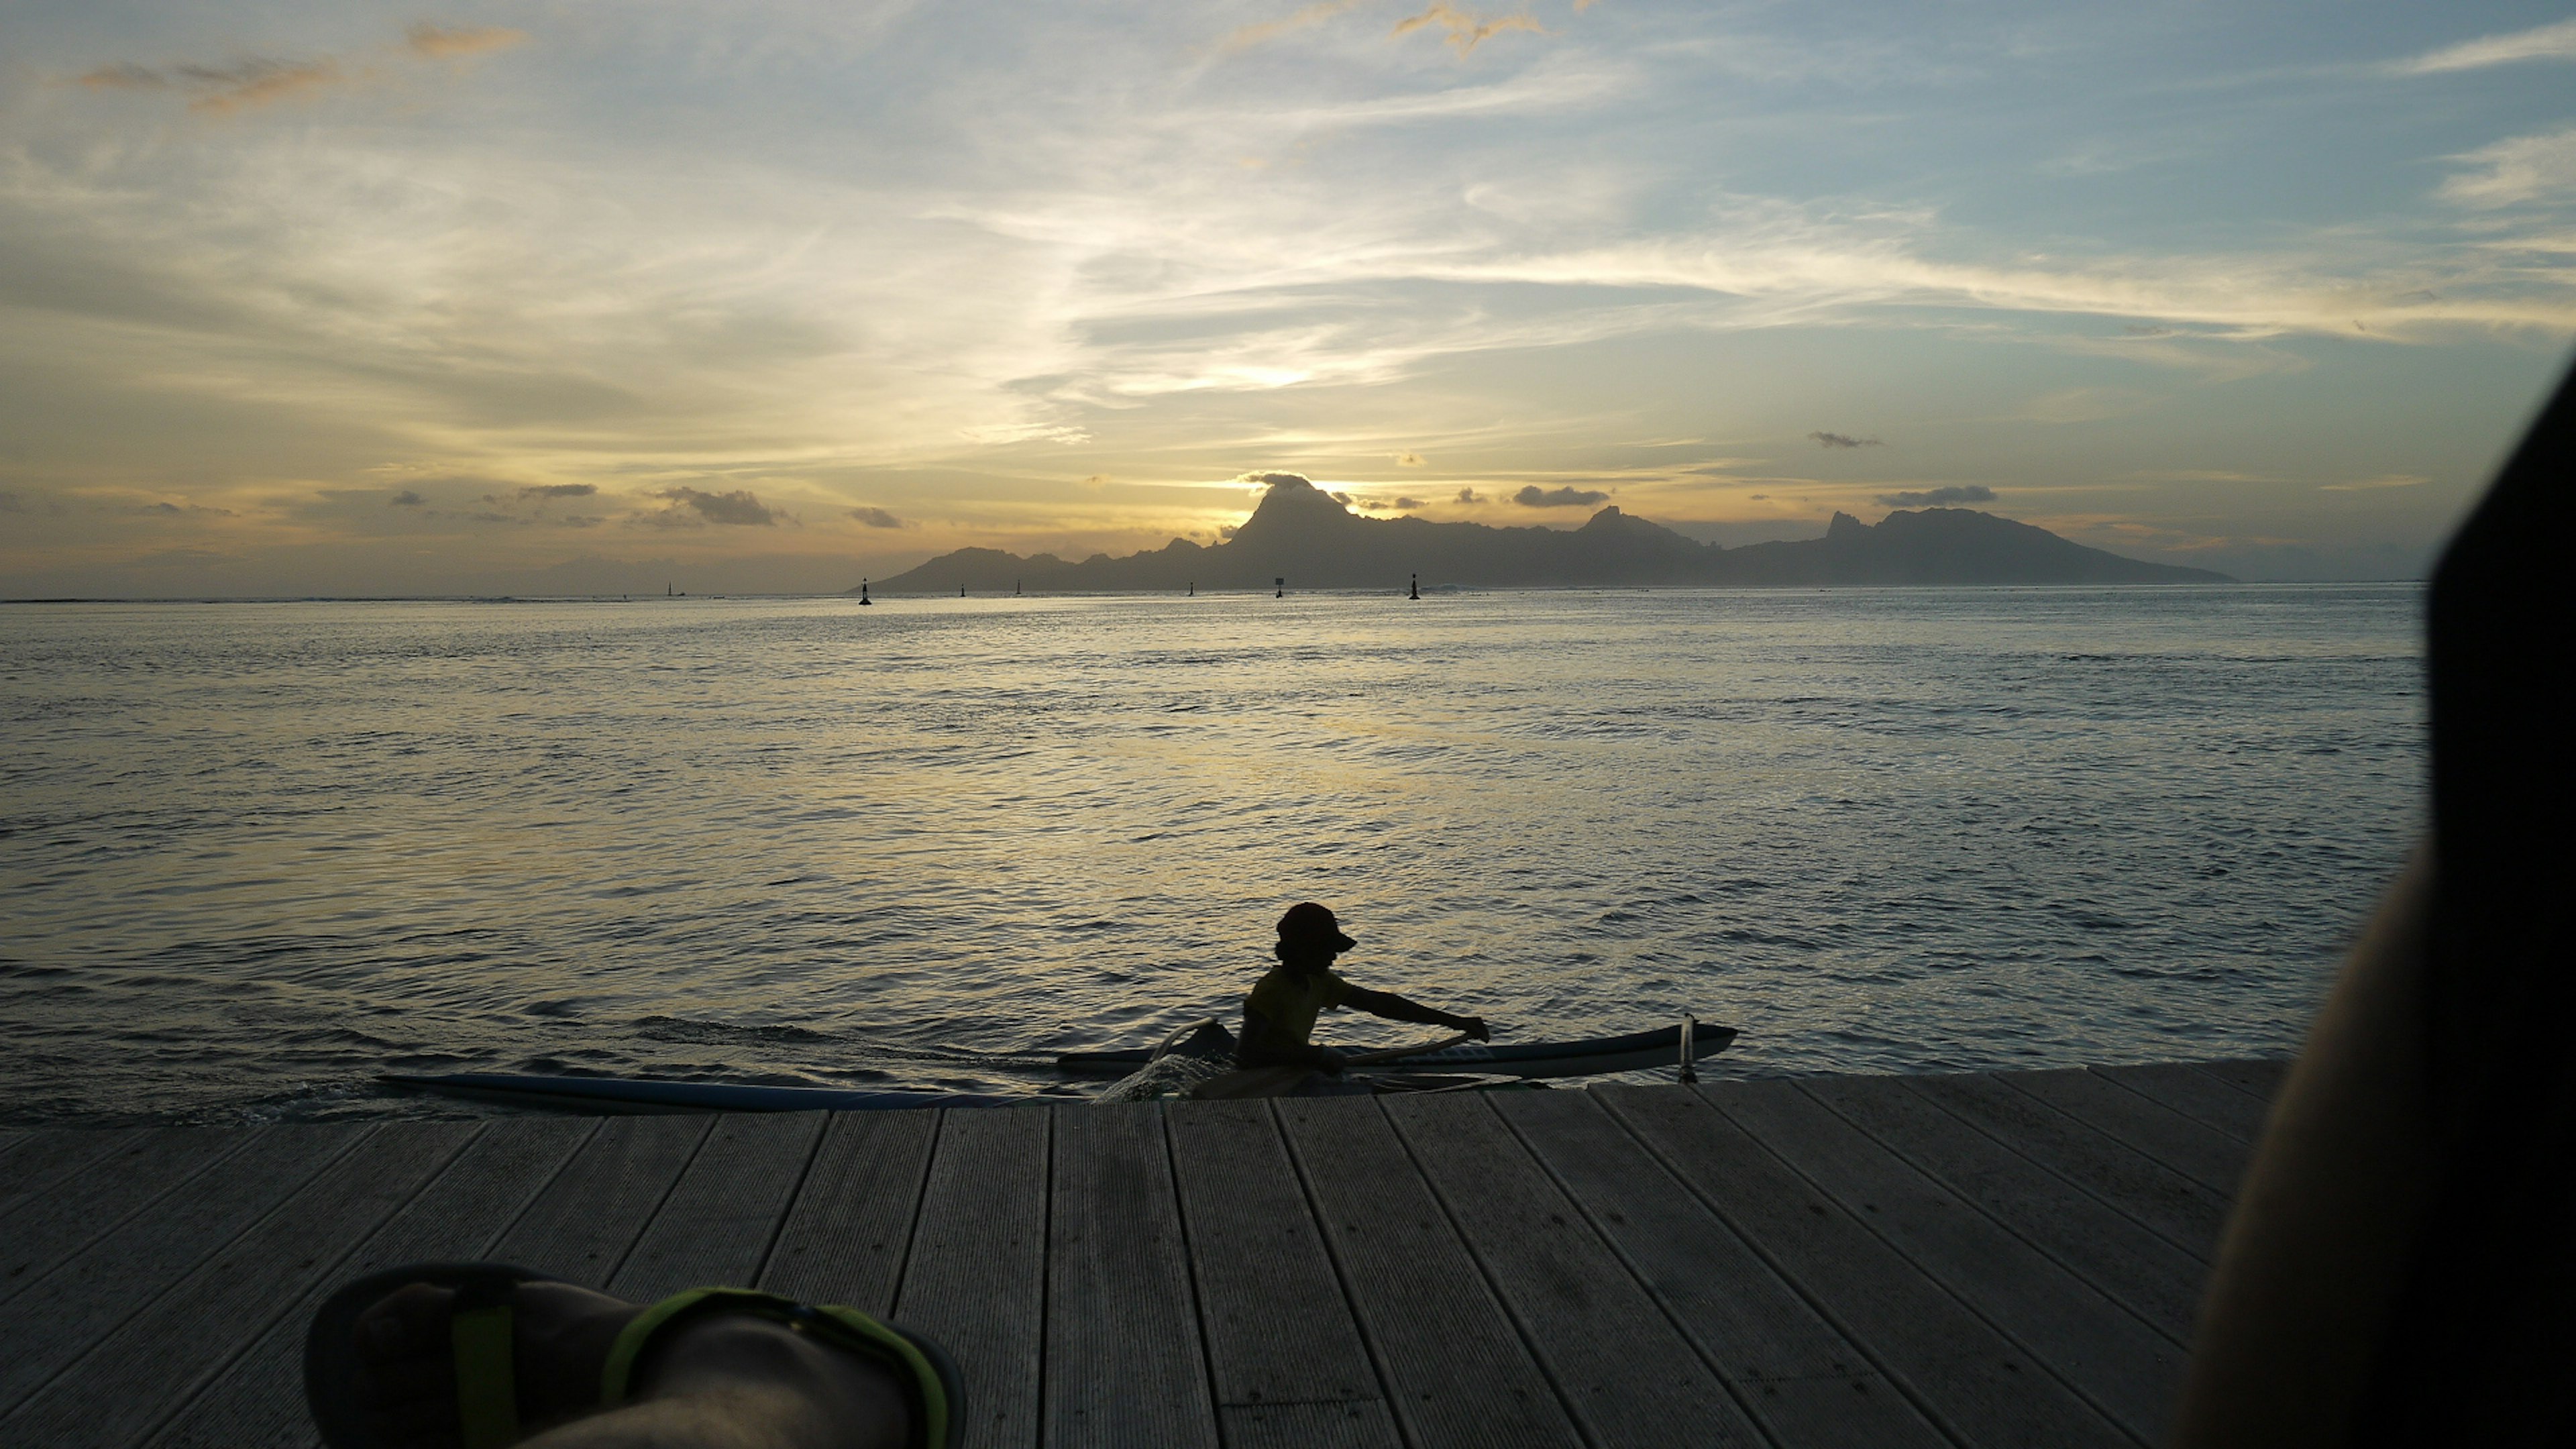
0;1059;2282;1449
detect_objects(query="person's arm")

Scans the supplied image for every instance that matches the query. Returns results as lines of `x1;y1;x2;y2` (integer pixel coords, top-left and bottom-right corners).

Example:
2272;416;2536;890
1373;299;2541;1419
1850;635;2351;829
1342;986;1489;1041
1235;1005;1347;1072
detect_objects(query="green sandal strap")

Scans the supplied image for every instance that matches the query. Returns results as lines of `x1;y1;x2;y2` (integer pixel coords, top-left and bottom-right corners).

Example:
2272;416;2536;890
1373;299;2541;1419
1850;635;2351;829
449;1285;522;1449
599;1287;951;1449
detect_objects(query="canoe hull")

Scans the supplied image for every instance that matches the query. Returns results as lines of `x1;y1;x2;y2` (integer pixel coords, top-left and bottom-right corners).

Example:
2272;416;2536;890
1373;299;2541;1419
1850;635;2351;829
1055;1020;1736;1080
381;1073;1016;1115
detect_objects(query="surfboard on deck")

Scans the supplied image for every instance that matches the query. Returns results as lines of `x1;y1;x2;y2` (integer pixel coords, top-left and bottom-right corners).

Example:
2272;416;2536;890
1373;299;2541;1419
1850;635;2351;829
1055;1019;1737;1080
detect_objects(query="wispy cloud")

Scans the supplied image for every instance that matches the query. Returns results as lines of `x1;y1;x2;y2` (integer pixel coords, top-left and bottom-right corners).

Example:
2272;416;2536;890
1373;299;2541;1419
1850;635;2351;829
651;488;777;526
2318;473;2429;492
2439;127;2576;208
1392;3;1548;56
1220;0;1368;55
2395;17;2576;74
72;22;527;116
405;24;530;59
851;506;909;528
1809;431;1882;449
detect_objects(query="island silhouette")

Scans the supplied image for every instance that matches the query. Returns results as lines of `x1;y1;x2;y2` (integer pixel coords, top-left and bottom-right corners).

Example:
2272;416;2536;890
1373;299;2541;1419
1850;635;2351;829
863;474;2229;593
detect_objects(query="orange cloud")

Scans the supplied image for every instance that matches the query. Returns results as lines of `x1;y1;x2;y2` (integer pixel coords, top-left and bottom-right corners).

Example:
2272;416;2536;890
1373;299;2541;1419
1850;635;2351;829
1221;0;1367;54
405;24;531;58
182;59;346;114
1392;3;1547;55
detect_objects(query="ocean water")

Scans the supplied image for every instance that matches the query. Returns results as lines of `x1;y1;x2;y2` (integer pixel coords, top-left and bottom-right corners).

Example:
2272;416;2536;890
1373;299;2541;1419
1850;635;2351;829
0;586;2423;1126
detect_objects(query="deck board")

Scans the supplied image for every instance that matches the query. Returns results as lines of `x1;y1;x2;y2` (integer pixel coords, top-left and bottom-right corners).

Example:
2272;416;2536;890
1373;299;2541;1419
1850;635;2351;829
1904;1071;2233;1261
1713;1080;2185;1444
610;1112;826;1302
1387;1091;1769;1449
0;1125;365;1418
759;1108;941;1313
894;1099;1049;1449
1496;1088;1949;1449
1609;1081;2133;1449
0;1126;249;1311
2001;1069;2253;1197
2186;1058;2289;1103
11;1057;2276;1449
149;1116;600;1449
1;1122;476;1449
2090;1064;2268;1143
1806;1074;2208;1344
1042;1104;1219;1449
1276;1095;1585;1449
0;1127;143;1221
1165;1097;1395;1448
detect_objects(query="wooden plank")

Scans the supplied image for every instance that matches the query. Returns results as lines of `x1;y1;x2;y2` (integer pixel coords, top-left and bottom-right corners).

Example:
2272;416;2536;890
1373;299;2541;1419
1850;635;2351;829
2090;1064;2267;1143
1723;1081;2182;1444
2002;1069;2255;1198
1907;1072;2232;1262
0;1128;142;1220
1603;1083;2131;1449
1807;1075;2208;1346
609;1112;826;1303
0;1125;364;1417
896;1106;1050;1449
1385;1091;1768;1449
488;1114;714;1286
1275;1095;1582;1449
1043;1104;1218;1449
2188;1058;2290;1104
1165;1097;1393;1449
759;1109;941;1315
0;1127;249;1310
1221;1400;1406;1449
1498;1088;1949;1449
2;1122;475;1449
147;1118;599;1449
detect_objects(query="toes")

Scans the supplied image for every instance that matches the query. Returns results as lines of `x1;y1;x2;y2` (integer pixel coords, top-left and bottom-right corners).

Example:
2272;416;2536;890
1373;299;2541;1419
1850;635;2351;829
354;1283;455;1366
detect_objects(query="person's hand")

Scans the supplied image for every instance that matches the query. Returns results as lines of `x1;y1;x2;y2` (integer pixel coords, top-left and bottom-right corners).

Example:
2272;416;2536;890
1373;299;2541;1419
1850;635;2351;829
1456;1016;1491;1042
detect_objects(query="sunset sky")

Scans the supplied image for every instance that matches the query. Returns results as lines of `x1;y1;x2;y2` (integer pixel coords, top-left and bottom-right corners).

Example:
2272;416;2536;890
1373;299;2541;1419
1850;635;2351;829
4;1;2573;595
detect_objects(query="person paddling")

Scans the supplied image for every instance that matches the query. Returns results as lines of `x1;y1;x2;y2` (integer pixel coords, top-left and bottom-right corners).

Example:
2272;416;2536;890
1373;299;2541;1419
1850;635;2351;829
1236;902;1490;1071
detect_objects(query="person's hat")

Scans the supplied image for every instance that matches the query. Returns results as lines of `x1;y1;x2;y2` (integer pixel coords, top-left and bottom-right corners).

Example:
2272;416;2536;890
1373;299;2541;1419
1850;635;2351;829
1277;902;1356;952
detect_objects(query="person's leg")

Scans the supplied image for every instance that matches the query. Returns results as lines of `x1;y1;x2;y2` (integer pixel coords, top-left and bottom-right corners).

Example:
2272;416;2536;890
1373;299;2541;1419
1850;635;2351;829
350;1280;913;1449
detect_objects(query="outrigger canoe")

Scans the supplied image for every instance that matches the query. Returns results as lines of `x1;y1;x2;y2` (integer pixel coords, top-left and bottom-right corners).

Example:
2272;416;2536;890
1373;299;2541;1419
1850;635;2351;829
382;1017;1733;1114
1057;1018;1735;1080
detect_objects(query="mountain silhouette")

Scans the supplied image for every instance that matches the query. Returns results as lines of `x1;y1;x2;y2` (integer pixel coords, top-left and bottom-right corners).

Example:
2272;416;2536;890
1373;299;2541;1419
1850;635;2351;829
865;474;2229;592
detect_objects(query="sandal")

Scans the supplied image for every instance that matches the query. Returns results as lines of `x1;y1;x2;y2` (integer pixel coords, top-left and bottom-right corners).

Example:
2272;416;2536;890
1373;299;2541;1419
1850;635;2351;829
305;1262;961;1449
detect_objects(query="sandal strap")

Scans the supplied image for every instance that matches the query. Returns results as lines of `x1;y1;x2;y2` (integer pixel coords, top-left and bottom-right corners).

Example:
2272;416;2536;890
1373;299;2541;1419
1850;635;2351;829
449;1279;523;1449
599;1287;950;1449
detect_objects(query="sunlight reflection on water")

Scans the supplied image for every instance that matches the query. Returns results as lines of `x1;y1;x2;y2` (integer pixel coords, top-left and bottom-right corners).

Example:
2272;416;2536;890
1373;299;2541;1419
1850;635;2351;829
0;585;2422;1123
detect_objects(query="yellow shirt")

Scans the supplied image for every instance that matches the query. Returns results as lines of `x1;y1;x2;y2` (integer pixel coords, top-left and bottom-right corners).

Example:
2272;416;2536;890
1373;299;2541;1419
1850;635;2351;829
1244;966;1354;1046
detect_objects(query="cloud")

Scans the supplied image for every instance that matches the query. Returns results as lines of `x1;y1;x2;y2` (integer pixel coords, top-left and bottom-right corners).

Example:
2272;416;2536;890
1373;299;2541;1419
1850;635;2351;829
1877;484;1996;506
1395;451;1426;466
2318;474;2430;492
1513;484;1609;508
851;506;908;528
1240;472;1315;490
72;23;529;117
1455;487;1482;503
2438;127;2576;208
2396;18;2576;74
1330;490;1356;504
388;490;425;507
1220;0;1366;55
1392;3;1548;56
1392;496;1425;509
405;24;531;59
653;487;777;526
1809;431;1883;449
518;483;597;499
